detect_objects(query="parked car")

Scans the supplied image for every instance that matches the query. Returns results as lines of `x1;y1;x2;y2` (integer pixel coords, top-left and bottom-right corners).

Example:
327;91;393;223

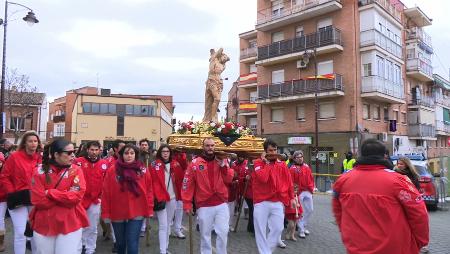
391;154;439;210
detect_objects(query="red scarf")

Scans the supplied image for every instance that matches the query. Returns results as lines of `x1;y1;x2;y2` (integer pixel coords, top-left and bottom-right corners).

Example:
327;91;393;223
115;159;143;197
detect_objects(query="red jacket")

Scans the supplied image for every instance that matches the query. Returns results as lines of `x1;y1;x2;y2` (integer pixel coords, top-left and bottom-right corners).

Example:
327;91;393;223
234;160;252;199
0;150;41;194
252;159;294;206
77;157;109;209
101;164;154;221
29;164;89;236
332;164;429;254
151;159;184;202
181;156;234;210
289;163;314;193
0;167;6;202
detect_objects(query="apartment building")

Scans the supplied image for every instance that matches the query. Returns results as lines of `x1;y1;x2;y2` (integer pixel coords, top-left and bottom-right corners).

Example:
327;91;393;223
229;0;448;174
46;86;174;150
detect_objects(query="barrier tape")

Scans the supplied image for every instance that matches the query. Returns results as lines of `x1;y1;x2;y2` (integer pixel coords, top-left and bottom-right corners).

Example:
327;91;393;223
312;173;341;177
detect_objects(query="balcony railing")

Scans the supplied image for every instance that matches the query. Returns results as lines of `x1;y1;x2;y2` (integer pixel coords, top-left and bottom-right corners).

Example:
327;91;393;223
258;74;343;100
409;96;435;108
361;76;405;99
240;47;257;60
257;0;342;26
435;96;450;108
257;27;342;61
407;58;433;77
360;29;402;58
436;120;450;134
407;27;433;53
358;0;402;22
408;124;436;138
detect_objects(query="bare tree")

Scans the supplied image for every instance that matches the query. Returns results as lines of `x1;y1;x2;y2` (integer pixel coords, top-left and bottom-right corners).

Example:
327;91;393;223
5;68;43;143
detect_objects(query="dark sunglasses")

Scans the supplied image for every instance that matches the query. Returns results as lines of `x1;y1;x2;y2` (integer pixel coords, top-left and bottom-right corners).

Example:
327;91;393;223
61;150;75;156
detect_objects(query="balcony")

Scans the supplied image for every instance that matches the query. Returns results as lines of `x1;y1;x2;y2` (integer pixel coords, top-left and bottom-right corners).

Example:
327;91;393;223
360;29;402;59
406;58;433;82
256;27;343;66
358;0;402;23
256;0;342;32
257;73;344;104
409;96;435;109
407;27;433;54
404;7;432;27
408;124;436;140
435;96;450;108
53;115;65;123
239;72;257;88
436;120;450;135
361;76;405;104
240;47;257;63
238;103;257;116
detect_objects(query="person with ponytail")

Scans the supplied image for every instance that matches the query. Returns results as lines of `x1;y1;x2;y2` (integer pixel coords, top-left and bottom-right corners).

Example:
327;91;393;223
101;143;154;254
0;131;42;254
29;138;89;254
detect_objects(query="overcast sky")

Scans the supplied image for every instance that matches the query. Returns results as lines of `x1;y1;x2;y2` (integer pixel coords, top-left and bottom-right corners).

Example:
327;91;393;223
2;0;449;122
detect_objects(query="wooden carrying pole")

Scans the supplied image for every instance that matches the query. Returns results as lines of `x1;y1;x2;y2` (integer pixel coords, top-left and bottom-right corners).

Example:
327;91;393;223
233;178;249;232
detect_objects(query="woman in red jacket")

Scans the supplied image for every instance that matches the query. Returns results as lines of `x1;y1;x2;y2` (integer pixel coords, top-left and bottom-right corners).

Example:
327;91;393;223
0;152;6;252
101;143;153;254
0;131;42;254
30;138;89;254
151;144;185;254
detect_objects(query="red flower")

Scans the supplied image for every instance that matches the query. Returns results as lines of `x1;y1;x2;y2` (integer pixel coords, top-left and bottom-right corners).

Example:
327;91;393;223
224;122;233;130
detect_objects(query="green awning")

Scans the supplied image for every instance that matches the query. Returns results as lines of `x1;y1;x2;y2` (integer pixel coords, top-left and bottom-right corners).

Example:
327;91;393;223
434;74;450;90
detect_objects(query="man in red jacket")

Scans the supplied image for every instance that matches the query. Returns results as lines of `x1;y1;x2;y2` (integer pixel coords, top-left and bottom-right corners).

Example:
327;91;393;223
332;139;429;254
77;141;109;254
182;138;234;254
252;139;295;254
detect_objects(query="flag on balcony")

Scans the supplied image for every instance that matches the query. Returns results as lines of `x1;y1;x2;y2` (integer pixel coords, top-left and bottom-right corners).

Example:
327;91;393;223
239;103;257;110
239;72;257;84
389;120;397;132
305;73;335;80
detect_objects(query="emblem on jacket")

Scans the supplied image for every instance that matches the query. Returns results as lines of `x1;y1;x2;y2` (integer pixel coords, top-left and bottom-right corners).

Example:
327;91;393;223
101;164;107;170
199;165;205;171
70;175;81;191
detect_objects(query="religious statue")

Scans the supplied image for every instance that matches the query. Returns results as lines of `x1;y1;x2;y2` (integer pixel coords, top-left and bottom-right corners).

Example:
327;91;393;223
203;48;230;122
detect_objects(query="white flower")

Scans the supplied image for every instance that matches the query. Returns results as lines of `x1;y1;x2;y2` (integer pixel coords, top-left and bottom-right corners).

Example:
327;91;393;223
217;128;222;132
239;126;244;130
236;129;240;134
210;122;216;127
220;124;225;129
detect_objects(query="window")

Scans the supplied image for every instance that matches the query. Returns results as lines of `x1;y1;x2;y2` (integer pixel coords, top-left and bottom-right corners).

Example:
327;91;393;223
384;107;389;121
272;0;284;17
318;60;333;75
249;91;258;103
393;110;399;121
272;31;284;43
317;18;332;30
125;104;155;116
91;103;100;113
83;103;91;113
401;112;407;124
385;60;393;81
117;116;124;136
10;117;25;130
100;104;109;114
376;56;384;78
407;48;415;59
373;105;380;120
394;64;401;85
363;104;370;119
126;105;134;115
133;105;141;115
54;123;65;137
271;108;284;122
295;26;304;38
296;105;305;120
319;102;335;119
249;118;257;130
249;64;257;73
249;39;257;49
363;63;372;77
272;70;284;84
109;104;116;114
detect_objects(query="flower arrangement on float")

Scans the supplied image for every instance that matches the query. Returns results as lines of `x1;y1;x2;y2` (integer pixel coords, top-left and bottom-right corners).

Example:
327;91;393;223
177;121;253;136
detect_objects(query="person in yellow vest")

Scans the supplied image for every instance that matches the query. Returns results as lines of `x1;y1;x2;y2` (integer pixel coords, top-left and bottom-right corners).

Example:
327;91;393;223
342;152;356;173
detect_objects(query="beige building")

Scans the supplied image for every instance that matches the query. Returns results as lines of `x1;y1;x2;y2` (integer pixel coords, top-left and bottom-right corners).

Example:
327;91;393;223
47;86;174;150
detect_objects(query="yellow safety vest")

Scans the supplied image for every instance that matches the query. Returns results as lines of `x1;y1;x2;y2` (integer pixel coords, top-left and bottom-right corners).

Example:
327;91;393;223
343;158;356;171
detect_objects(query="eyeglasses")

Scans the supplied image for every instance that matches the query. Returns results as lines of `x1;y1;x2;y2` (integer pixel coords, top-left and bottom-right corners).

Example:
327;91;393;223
62;150;75;156
161;150;170;153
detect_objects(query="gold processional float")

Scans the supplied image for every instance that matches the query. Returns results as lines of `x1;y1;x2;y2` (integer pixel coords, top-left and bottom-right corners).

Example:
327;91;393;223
167;48;265;158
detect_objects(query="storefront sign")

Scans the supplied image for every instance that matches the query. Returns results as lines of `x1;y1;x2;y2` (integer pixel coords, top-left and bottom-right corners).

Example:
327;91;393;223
287;136;312;145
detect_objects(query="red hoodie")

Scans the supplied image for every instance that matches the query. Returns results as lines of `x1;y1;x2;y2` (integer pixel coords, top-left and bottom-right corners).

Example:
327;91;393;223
233;160;252;199
0;150;41;194
29;164;89;236
333;164;429;254
151;159;185;202
289;163;314;193
77;157;109;209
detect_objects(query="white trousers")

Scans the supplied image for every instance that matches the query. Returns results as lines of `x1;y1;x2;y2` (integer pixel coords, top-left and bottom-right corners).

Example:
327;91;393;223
254;201;284;254
82;204;100;254
298;191;313;232
227;201;236;227
197;203;229;254
34;228;82;254
156;198;177;254
173;200;184;234
0;202;7;231
9;205;36;254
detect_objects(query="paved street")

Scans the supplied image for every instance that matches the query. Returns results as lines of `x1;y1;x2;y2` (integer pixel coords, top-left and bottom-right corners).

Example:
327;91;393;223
3;194;450;253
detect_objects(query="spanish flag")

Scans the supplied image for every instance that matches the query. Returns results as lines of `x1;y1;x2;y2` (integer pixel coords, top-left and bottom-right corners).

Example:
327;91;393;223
239;72;257;84
305;73;335;80
239;103;257;110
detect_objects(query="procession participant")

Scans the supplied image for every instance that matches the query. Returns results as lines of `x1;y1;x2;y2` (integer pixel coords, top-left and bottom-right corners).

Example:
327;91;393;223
182;138;234;254
0;153;6;252
226;170;239;231
171;150;188;238
101;143;154;254
138;138;153;238
78;141;109;254
252;139;295;254
290;150;314;239
151;144;185;254
284;184;302;242
0;131;42;254
234;156;254;233
332;139;429;254
30;139;89;254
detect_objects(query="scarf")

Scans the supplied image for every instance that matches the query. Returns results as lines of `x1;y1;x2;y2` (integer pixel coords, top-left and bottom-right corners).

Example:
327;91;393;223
356;155;394;170
115;159;143;197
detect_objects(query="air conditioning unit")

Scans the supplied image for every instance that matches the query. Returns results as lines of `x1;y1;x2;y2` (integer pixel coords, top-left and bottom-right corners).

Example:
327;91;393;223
297;60;308;69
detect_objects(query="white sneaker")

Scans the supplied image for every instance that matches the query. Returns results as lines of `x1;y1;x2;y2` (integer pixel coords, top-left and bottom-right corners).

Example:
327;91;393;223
304;229;310;235
278;240;286;248
174;231;186;239
229;226;235;232
298;231;306;238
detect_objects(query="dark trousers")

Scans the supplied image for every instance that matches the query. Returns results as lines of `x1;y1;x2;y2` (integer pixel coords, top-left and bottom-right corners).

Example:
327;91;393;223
245;198;254;233
111;219;143;254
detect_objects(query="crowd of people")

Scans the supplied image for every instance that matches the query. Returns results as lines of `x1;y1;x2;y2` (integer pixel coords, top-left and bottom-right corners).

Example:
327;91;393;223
0;131;431;254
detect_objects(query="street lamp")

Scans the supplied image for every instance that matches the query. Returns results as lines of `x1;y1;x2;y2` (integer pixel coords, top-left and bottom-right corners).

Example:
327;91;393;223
0;1;38;138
